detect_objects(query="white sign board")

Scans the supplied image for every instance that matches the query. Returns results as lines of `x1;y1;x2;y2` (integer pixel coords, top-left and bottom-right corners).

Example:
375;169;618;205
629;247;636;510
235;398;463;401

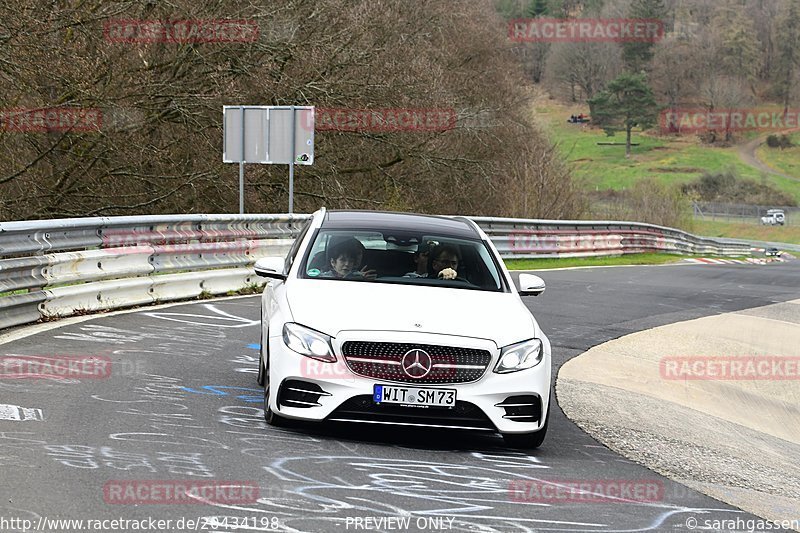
223;106;314;164
267;107;314;164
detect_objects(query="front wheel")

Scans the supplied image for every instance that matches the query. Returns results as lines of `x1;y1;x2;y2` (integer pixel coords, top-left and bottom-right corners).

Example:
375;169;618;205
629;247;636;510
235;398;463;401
502;402;550;449
263;384;291;427
260;331;290;427
257;330;266;386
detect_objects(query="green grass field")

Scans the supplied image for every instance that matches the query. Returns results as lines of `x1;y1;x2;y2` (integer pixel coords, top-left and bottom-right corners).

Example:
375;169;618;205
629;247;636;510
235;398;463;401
504;253;685;270
537;100;800;203
755;133;800;181
691;219;800;245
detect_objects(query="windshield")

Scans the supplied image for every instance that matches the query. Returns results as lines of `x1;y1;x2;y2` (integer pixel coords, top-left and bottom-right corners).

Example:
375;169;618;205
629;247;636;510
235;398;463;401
299;229;505;292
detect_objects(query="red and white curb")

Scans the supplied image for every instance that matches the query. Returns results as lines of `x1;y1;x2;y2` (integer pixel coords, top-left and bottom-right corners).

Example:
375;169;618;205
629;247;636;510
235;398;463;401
684;257;784;265
684;258;746;264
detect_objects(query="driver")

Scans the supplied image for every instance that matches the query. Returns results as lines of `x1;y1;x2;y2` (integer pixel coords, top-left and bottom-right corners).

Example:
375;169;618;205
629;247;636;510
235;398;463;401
428;244;461;279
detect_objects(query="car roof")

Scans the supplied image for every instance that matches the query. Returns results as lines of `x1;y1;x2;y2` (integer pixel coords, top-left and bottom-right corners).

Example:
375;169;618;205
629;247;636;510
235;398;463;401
321;210;480;239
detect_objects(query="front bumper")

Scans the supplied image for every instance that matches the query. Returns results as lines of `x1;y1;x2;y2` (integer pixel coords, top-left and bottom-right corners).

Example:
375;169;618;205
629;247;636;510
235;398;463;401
267;330;552;434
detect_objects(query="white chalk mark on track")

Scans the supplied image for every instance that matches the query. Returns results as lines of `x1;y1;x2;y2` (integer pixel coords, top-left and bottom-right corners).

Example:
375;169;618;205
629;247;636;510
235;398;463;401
0;404;44;421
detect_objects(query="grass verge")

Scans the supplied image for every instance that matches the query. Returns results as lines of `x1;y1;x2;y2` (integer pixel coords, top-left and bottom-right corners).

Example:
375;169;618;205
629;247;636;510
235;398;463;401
504;253;686;270
692;220;800;245
754;133;800;180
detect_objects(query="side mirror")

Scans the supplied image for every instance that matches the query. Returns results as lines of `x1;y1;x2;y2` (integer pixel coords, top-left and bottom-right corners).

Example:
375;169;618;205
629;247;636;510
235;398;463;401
254;257;287;281
518;273;545;296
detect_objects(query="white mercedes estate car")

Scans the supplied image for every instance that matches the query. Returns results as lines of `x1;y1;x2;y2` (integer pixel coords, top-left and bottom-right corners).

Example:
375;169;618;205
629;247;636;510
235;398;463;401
254;209;552;448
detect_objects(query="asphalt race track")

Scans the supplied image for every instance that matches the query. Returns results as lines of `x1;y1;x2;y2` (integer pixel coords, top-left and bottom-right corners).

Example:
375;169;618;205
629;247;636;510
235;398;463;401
1;262;799;532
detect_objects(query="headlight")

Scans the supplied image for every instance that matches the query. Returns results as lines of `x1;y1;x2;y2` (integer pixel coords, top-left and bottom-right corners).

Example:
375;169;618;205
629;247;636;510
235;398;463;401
282;323;336;362
494;338;543;373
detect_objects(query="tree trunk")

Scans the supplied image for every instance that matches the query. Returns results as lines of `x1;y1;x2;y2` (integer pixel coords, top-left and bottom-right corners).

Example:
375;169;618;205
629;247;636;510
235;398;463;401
625;126;632;159
783;69;792;119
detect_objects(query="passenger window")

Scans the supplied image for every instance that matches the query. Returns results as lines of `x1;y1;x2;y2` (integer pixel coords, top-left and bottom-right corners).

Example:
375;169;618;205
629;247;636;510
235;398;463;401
285;220;312;273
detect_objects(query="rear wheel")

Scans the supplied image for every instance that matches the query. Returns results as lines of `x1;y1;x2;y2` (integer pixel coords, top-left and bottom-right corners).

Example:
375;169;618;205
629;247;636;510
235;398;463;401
502;400;550;449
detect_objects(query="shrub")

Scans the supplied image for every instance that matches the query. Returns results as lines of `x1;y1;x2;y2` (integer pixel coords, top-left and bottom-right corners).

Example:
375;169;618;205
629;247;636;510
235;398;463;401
600;179;693;229
766;134;793;148
681;170;797;206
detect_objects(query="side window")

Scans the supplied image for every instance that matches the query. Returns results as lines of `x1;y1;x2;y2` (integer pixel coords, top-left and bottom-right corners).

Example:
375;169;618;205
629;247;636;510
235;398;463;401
284;220;312;273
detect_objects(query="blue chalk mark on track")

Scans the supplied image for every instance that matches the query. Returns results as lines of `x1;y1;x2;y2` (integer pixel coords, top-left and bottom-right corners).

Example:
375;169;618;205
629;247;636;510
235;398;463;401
181;385;262;403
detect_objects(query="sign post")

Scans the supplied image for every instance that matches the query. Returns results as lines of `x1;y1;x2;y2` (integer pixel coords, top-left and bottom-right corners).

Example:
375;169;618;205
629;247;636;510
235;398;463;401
289;105;296;215
223;105;314;214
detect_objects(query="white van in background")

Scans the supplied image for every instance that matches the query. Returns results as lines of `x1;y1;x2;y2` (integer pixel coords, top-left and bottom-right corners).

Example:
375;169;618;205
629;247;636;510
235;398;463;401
761;209;786;226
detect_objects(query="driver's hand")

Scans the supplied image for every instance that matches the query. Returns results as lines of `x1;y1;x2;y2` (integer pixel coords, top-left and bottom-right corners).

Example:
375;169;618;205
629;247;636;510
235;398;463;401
438;268;457;280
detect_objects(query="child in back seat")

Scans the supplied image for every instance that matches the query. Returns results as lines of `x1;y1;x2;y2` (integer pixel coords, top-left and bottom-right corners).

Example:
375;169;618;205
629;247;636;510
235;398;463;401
320;238;377;280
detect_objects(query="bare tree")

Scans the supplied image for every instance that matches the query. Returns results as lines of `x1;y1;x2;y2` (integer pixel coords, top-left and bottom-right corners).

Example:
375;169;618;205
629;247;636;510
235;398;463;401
699;75;753;143
746;0;781;81
710;3;762;94
650;34;701;115
544;41;622;101
0;0;585;220
502;138;586;219
604;179;692;229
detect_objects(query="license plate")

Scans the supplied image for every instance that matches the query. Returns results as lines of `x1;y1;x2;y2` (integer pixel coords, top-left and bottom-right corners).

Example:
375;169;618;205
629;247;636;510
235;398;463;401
373;384;456;408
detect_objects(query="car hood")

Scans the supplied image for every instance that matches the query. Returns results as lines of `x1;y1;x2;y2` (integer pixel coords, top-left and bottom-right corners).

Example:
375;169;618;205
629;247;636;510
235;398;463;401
286;279;538;347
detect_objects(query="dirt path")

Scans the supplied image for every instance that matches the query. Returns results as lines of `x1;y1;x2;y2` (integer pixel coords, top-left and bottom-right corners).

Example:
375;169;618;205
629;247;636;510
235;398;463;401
737;130;800;182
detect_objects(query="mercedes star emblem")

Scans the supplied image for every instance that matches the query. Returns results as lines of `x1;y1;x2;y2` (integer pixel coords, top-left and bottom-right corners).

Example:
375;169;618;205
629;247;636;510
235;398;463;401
401;348;432;378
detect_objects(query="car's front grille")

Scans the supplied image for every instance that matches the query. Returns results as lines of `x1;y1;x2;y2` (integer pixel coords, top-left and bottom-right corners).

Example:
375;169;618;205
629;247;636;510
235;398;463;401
327;395;496;431
340;341;492;384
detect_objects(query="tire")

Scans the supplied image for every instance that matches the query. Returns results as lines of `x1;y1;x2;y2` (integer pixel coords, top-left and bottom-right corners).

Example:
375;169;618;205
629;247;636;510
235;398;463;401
502;401;550;449
263;383;291;427
261;343;291;428
257;329;266;387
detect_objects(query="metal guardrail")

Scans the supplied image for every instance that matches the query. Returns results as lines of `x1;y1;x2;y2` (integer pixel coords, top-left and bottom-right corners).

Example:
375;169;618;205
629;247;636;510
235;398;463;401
472;217;752;259
0;214;308;331
0;214;752;331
